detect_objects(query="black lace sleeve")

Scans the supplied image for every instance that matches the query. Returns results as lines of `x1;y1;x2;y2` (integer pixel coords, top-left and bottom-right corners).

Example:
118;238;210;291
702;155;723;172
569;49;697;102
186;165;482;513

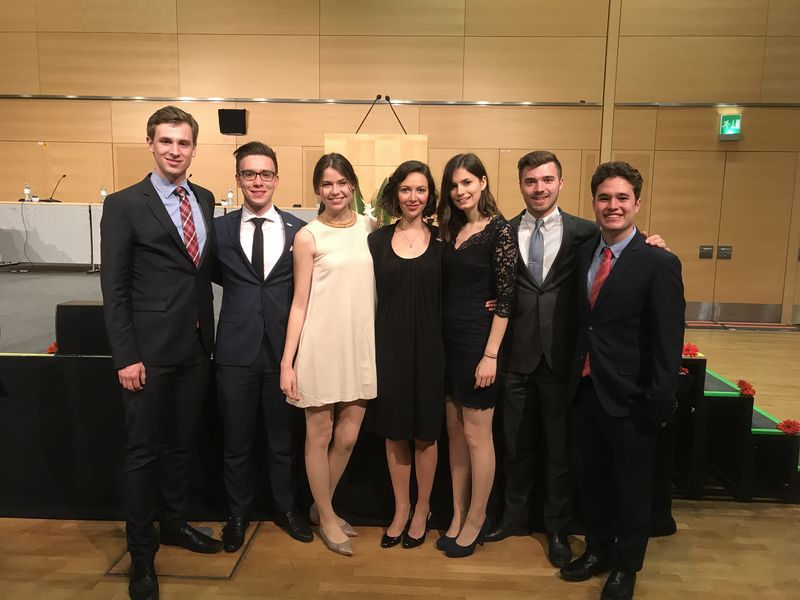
492;218;518;318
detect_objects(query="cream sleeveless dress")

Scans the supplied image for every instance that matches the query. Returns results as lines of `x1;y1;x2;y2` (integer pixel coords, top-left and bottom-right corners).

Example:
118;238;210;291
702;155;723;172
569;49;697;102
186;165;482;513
289;214;377;408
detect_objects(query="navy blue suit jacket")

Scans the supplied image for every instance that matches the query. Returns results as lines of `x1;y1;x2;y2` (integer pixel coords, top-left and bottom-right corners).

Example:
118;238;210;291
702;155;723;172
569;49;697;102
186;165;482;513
213;207;306;367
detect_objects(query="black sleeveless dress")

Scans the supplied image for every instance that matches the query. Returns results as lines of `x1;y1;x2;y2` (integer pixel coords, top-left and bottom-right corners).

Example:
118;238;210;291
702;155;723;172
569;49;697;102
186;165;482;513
365;223;445;441
442;216;517;410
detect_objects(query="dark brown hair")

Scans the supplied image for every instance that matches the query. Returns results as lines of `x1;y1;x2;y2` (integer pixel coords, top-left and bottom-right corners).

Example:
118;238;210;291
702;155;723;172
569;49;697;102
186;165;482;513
146;105;199;145
312;153;359;214
436;153;499;241
591;161;643;199
234;141;278;173
378;160;438;218
517;150;562;180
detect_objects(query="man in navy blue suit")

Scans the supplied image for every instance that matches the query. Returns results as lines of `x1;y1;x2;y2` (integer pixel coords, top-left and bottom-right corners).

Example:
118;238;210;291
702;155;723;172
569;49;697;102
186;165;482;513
560;162;684;600
214;142;312;551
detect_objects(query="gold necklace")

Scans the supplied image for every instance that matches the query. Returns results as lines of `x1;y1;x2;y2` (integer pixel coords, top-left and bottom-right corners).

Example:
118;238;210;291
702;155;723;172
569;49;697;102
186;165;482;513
318;210;356;228
395;224;425;248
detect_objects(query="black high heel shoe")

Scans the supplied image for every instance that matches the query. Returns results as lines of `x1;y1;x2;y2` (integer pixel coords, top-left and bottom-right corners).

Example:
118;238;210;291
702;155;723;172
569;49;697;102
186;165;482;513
402;513;431;549
380;531;403;548
444;518;490;558
435;532;456;551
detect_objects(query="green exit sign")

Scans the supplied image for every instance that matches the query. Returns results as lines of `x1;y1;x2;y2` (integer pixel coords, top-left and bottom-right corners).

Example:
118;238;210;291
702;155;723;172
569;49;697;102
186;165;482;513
719;114;742;140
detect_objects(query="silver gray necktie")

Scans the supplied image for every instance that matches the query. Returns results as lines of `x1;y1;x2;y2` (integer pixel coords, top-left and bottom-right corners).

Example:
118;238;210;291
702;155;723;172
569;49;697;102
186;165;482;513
527;218;544;285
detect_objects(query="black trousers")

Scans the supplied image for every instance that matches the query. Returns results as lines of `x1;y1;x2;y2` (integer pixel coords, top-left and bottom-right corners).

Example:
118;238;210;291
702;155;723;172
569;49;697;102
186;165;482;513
572;377;657;572
498;360;572;533
216;337;299;518
122;333;210;562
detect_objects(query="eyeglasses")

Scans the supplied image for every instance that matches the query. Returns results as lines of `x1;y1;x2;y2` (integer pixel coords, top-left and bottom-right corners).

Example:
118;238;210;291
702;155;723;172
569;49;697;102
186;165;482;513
238;170;276;182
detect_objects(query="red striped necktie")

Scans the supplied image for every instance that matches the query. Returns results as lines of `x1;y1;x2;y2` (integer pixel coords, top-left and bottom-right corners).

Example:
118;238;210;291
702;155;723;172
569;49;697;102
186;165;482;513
175;185;200;267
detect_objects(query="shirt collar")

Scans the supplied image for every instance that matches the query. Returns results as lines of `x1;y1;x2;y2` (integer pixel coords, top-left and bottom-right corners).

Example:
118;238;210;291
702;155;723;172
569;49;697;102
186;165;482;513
523;206;562;230
595;226;638;259
150;171;189;199
242;203;278;223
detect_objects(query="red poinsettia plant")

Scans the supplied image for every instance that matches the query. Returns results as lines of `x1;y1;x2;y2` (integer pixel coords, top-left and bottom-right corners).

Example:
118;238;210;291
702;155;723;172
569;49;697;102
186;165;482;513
682;343;699;357
737;379;756;397
777;419;800;436
46;341;58;354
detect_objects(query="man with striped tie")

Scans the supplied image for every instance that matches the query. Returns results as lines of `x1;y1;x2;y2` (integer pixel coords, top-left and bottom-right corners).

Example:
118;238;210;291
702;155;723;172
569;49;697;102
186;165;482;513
101;105;221;600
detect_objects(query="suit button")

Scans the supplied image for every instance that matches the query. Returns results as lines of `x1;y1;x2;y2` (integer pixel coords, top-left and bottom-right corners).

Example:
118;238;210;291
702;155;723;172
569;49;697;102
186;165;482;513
588;326;593;331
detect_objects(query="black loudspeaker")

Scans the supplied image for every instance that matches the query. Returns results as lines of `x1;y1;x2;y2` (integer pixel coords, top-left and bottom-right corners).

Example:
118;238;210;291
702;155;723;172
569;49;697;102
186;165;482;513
55;300;111;356
218;109;247;135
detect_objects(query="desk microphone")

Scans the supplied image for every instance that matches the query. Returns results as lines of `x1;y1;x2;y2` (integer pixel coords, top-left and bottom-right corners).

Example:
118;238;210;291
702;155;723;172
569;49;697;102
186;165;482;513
355;94;382;134
42;174;66;203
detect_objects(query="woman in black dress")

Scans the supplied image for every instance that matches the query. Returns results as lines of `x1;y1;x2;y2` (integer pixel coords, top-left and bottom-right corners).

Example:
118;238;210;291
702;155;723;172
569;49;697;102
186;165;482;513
436;153;518;558
366;160;444;549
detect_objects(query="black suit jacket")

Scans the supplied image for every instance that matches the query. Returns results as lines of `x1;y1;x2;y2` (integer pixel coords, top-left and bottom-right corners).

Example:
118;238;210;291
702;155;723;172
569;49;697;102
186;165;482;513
213;207;306;367
502;209;598;378
568;232;685;424
100;175;216;369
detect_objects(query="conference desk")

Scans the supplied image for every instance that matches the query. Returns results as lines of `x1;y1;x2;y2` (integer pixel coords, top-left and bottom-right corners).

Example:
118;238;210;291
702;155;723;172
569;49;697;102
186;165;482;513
0;202;317;265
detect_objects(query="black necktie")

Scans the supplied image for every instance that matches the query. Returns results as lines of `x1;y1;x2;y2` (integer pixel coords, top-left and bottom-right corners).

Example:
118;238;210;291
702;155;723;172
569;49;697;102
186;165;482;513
251;217;265;281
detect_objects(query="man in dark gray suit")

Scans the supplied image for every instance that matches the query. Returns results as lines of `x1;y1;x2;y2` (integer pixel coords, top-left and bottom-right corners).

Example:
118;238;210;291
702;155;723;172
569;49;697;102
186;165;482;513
214;142;311;552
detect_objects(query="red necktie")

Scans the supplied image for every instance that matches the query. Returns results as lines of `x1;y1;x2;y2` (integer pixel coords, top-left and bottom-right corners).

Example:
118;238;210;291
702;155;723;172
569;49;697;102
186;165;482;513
582;246;613;376
175;186;200;267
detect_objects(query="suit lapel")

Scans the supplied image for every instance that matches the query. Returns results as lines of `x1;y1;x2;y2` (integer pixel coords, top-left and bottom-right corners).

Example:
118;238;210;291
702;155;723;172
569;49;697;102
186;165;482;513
264;207;295;284
142;177;194;263
543;208;575;286
511;210;539;288
226;209;259;281
592;233;643;312
188;182;214;266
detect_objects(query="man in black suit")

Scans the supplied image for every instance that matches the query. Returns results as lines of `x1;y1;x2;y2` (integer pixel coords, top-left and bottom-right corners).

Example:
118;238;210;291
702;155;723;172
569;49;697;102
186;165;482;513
101;106;221;600
214;142;312;551
560;162;684;600
487;151;597;566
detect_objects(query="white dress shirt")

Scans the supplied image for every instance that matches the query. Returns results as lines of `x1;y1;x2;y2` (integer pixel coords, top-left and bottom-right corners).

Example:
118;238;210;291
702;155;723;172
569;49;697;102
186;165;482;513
517;207;564;282
240;204;284;280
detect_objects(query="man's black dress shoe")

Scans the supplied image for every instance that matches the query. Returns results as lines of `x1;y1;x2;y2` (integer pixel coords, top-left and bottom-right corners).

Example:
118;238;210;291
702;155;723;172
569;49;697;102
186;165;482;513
161;523;222;554
129;560;158;600
560;552;611;581
275;511;313;543
601;569;636;600
482;520;530;543
546;531;573;567
222;517;249;553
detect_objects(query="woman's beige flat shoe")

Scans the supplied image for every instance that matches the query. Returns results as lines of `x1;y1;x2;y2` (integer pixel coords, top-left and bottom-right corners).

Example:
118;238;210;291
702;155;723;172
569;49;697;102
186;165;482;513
309;503;358;537
318;525;353;557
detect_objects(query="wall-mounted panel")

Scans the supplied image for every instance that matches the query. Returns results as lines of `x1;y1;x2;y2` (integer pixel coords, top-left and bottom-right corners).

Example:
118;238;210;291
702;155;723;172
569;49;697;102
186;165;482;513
715;152;796;305
464;37;605;103
762;37;800;103
648;151;726;303
322;0;464;35
620;0;768;36
612;108;656;150
0;142;47;202
177;0;319;34
38;33;179;96
0;1;37;31
495;149;583;219
42;142;114;203
243;103;420;147
111;101;237;145
35;0;177;33
179;35;319;99
465;0;609;36
420;106;601;150
767;0;800;36
320;36;463;101
0;33;39;94
616;37;764;103
0;100;112;143
655;107;800;152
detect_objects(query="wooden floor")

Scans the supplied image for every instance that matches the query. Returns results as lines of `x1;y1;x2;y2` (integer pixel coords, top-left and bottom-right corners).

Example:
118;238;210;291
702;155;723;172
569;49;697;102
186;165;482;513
2;330;799;599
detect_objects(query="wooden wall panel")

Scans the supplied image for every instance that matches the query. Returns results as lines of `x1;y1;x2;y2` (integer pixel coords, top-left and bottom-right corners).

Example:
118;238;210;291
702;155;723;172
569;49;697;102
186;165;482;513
420;106;601;150
0;1;37;31
0;33;39;94
178;35;319;99
655;108;800;152
269;145;303;208
648;151;726;303
322;0;464;35
242;103;420;147
0;100;111;143
611;150;653;231
35;0;177;33
0;142;47;202
42;142;114;203
620;0;768;36
465;0;609;36
612;108;656;150
495;149;583;219
762;37;800;103
578;150;600;219
37;33;179;96
184;144;237;201
785;153;800;322
177;0;319;35
715;152;796;305
113;144;153;192
302;146;324;207
320;36;463;101
463;37;605;103
616;37;764;103
767;0;800;36
110;101;236;145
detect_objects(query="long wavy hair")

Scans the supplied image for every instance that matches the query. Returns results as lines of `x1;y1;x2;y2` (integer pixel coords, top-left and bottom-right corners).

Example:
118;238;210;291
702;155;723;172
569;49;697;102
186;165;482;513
377;160;438;219
436;153;499;241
